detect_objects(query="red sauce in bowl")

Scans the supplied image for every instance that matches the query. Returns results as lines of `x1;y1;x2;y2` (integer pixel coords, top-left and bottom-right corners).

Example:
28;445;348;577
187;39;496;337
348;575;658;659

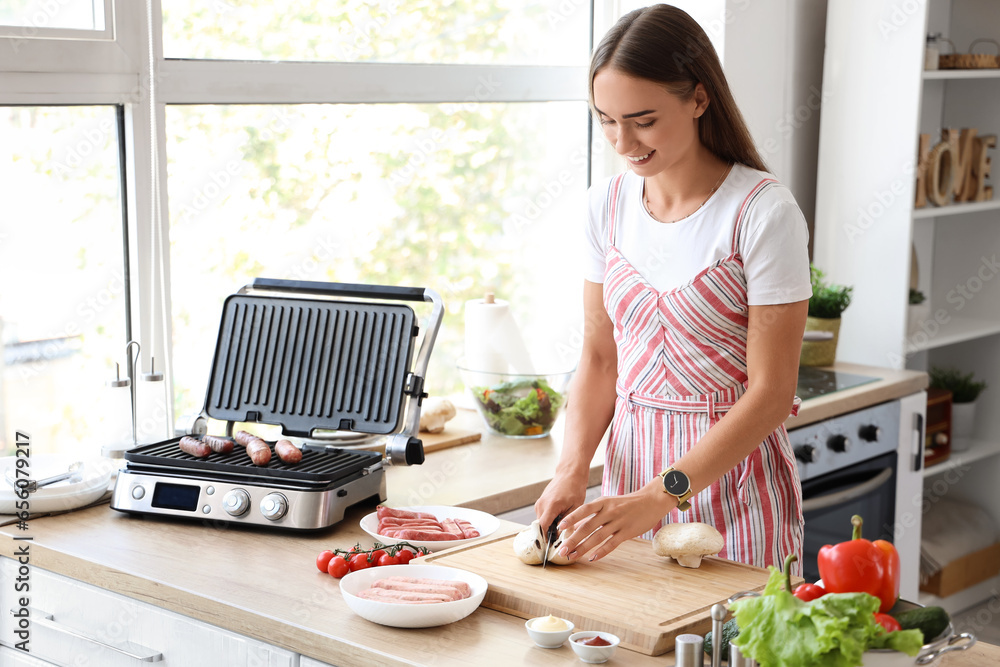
576;636;611;647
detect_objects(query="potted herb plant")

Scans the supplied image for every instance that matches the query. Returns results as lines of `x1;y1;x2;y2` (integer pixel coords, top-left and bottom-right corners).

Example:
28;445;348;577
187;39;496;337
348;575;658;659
800;266;853;367
929;366;988;447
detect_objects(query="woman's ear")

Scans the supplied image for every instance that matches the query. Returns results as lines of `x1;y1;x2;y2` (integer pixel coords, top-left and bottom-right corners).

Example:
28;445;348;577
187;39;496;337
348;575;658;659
692;82;711;118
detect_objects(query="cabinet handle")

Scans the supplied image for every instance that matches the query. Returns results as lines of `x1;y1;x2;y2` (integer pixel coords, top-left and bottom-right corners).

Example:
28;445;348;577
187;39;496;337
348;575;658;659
912;412;925;472
9;607;164;662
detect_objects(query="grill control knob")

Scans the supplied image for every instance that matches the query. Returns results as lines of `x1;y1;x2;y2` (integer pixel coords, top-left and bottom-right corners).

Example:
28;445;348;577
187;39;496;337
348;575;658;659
260;493;288;521
827;435;852;453
222;489;250;517
794;444;819;464
858;424;881;442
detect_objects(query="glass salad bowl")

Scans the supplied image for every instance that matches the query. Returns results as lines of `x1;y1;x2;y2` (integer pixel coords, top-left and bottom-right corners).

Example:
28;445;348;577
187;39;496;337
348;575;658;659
458;366;574;439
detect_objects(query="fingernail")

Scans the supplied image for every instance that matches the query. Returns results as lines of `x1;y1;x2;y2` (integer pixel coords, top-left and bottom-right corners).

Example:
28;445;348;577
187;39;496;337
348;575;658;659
558;547;567;557
589;553;599;562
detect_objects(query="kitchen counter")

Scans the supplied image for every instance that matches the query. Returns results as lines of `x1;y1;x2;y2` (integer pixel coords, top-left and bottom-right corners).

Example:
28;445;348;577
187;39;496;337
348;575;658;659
0;361;934;666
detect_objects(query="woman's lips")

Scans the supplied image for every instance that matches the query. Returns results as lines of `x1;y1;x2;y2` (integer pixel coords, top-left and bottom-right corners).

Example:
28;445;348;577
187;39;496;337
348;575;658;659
627;150;655;165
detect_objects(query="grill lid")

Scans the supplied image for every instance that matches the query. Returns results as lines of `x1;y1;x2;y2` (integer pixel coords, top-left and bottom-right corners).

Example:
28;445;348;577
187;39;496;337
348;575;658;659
204;292;417;437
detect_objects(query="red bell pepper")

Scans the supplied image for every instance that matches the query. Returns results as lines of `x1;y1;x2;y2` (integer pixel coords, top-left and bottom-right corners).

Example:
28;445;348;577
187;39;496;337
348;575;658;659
817;515;897;612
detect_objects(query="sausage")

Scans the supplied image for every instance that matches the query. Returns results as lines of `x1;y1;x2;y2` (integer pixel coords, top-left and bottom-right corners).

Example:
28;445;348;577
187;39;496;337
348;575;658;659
179;436;211;458
370;580;464;601
233;430;258;446
202;435;234;454
274;439;302;464
380;576;471;598
376;505;438;521
244;438;271;466
357;588;452;604
396;528;465;541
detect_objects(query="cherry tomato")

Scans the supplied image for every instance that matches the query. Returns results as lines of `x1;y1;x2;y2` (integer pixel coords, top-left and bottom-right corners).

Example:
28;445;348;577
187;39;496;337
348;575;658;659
327;556;349;578
378;554;401;567
369;549;387;564
316;550;335;573
396;549;415;564
349;553;372;572
793;582;827;602
874;613;902;632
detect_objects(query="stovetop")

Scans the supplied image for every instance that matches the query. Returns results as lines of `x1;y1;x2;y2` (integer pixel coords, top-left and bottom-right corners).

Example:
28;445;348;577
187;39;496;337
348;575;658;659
796;368;880;401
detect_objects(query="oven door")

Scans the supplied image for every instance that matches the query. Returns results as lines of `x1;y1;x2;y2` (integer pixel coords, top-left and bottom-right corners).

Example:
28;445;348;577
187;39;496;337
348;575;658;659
800;451;897;583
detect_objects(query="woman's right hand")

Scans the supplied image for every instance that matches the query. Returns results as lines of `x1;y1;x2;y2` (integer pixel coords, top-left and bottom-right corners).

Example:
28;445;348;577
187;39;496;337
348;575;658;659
535;473;588;534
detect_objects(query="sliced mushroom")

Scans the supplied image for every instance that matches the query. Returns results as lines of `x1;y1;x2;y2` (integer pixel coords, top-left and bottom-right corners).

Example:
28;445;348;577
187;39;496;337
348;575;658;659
652;522;725;568
513;520;546;565
545;529;573;565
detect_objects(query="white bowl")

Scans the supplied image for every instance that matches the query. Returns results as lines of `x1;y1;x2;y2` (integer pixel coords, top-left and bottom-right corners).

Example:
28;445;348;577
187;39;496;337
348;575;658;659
861;599;975;666
525;616;575;648
339;564;487;628
569;631;620;664
0;455;113;514
359;505;500;552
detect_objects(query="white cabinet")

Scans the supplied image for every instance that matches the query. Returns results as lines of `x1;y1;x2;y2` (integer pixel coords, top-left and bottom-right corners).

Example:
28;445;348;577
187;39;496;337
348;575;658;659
815;0;1000;612
0;557;296;667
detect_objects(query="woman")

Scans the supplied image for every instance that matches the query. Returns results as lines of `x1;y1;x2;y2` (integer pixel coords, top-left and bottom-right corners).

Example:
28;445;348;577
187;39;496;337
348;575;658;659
534;4;811;573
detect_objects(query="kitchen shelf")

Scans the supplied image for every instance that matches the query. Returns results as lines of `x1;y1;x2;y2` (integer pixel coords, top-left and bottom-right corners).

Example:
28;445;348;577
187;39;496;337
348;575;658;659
909;316;1000;352
922;69;1000;80
912;199;1000;219
923;437;1000;478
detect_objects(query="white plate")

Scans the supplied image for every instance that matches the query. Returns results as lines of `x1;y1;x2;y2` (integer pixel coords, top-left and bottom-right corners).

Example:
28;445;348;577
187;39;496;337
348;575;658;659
0;455;114;514
359;505;500;552
340;563;487;628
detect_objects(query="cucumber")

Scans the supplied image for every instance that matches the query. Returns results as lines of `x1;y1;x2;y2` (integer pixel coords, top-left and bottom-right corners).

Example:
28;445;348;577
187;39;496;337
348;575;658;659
891;606;950;643
703;618;740;661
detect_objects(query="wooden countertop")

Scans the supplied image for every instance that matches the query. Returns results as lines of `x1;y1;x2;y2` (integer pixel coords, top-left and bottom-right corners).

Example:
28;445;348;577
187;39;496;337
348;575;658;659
1;505;991;667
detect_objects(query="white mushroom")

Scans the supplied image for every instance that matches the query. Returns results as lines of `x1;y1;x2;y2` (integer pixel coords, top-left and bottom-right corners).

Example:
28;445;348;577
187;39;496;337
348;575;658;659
514;520;574;566
513;520;546;565
652;522;725;568
419;397;457;433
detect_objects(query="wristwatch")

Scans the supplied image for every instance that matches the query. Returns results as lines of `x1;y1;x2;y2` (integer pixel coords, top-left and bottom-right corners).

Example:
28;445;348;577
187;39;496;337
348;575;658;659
657;467;693;511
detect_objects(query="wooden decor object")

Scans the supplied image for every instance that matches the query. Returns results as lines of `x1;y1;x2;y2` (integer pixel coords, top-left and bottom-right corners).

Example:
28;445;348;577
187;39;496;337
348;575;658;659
946;128;978;201
971;135;996;202
915;133;930;208
924;387;952;468
419;532;775;656
926;140;954;206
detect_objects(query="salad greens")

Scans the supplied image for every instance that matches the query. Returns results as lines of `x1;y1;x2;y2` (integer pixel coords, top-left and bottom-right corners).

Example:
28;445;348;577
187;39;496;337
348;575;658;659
730;565;924;667
471;378;565;436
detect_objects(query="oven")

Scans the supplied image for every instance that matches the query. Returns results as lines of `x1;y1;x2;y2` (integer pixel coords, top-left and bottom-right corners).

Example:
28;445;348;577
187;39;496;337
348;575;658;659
790;369;926;599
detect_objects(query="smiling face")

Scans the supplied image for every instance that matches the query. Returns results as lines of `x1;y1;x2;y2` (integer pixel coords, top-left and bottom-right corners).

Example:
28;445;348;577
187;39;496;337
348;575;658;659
592;67;708;174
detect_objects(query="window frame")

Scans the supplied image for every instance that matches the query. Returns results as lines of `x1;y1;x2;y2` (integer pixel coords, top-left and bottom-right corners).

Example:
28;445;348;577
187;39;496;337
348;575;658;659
1;0;597;433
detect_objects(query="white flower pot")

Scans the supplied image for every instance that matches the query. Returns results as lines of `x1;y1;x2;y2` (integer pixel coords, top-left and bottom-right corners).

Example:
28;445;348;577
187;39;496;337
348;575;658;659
951;401;977;448
907;302;931;336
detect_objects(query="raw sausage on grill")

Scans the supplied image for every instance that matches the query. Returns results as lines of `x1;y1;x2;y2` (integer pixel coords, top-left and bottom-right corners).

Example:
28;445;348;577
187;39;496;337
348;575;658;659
275;439;302;464
233;430;259;447
202;435;234;454
244;438;271;466
179;436;211;458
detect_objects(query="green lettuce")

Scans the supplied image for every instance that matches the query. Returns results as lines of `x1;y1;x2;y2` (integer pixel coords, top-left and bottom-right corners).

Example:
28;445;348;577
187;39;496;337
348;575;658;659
730;567;924;667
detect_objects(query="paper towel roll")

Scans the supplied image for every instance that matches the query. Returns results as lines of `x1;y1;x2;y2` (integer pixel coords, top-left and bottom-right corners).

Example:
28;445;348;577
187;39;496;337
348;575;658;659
464;295;536;374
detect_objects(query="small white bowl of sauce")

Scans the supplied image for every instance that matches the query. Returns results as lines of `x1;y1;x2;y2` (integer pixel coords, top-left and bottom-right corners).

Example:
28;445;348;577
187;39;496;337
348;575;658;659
525;615;575;648
569;631;620;663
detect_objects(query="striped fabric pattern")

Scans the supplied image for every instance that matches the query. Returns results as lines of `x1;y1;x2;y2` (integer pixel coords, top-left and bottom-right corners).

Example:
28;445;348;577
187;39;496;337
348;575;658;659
600;173;804;573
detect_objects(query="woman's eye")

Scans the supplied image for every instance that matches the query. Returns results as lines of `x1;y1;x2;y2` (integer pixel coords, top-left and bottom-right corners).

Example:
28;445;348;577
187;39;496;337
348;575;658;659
636;120;655;128
599;118;615;126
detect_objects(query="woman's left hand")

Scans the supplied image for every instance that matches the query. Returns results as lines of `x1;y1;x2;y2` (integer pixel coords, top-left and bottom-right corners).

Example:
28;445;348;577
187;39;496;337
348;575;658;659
555;481;675;562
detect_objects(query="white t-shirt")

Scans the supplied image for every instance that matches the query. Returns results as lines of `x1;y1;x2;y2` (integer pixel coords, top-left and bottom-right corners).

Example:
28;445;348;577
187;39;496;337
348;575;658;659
584;165;812;306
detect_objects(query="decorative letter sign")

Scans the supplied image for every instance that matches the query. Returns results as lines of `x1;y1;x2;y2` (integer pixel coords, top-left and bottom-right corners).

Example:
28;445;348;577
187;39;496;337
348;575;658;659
915;127;995;208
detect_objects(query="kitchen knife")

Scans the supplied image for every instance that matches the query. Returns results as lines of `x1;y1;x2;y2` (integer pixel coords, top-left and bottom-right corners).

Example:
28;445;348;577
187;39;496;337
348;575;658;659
542;514;563;569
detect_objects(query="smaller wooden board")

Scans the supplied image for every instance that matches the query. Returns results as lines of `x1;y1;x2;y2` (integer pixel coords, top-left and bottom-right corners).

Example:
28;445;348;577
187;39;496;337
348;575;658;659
357;428;481;455
419;531;773;656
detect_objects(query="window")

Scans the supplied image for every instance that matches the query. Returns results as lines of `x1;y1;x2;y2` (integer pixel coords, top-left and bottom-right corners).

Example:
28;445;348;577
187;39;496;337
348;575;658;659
1;1;594;456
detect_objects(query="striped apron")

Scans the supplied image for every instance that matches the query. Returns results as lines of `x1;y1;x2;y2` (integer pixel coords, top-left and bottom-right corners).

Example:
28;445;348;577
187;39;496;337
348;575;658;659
600;173;804;572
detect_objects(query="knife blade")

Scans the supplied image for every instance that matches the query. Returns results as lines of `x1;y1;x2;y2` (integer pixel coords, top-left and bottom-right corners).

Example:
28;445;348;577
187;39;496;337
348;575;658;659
542;514;563;569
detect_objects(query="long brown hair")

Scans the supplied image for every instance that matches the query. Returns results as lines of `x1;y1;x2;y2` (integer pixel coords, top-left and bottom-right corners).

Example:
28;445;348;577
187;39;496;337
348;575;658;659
589;4;768;173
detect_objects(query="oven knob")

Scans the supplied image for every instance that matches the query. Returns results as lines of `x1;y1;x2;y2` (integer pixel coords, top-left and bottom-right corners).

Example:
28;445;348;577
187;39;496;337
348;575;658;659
223;489;251;516
260;493;288;521
827;435;852;452
858;424;881;442
794;444;819;464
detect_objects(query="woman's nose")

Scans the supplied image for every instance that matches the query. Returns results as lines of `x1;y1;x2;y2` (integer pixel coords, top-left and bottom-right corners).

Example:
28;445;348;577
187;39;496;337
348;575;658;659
614;126;636;154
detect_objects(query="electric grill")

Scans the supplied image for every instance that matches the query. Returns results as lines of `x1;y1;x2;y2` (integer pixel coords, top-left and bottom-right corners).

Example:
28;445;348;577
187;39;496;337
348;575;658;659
110;278;443;530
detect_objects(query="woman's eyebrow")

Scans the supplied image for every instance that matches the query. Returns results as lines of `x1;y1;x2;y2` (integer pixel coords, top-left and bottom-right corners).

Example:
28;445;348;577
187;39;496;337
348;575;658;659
594;106;656;119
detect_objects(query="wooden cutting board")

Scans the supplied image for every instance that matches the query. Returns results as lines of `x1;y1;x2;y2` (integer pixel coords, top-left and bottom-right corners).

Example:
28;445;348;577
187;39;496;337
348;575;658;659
419;531;772;656
357;428;481;455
